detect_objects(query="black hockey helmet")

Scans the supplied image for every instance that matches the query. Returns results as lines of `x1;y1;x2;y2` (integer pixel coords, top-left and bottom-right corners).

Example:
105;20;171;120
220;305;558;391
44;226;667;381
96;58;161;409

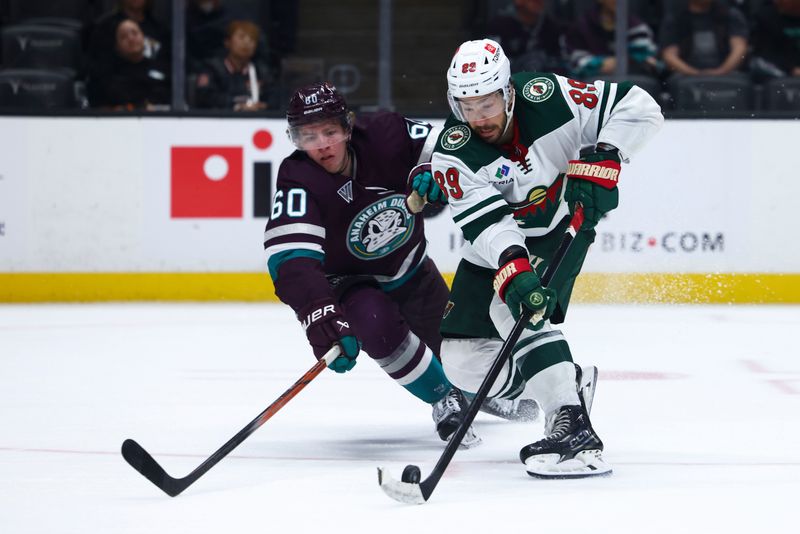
286;82;350;128
286;82;353;150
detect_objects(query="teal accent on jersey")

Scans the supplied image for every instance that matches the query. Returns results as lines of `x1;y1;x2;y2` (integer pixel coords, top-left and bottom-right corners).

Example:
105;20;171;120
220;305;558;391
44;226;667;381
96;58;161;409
267;249;325;280
379;258;424;292
461;205;513;243
610;81;634;111
596;84;611;137
402;356;452;403
511;72;575;146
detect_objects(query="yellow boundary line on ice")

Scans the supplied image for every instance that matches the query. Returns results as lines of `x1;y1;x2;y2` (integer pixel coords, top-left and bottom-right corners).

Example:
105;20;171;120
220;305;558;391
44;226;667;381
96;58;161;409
1;273;799;304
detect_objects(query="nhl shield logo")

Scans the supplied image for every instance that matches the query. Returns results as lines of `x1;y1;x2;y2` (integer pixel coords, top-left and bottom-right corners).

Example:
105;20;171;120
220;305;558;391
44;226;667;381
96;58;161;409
522;77;555;103
441;125;471;151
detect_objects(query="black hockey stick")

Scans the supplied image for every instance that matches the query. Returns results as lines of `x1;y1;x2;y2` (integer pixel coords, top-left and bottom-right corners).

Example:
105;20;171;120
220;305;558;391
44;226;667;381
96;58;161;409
121;346;340;497
377;205;585;504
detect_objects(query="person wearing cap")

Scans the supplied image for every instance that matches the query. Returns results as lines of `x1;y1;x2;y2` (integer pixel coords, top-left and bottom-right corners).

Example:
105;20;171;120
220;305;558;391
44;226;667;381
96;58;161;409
262;82;483;446
409;38;663;478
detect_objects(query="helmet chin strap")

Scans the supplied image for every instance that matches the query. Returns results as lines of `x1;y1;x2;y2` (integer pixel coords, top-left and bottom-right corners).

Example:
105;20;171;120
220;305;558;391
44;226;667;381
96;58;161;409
499;86;516;140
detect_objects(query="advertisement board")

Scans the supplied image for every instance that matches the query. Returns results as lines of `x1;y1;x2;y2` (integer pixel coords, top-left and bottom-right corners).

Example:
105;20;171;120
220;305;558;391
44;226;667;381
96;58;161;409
0;117;798;302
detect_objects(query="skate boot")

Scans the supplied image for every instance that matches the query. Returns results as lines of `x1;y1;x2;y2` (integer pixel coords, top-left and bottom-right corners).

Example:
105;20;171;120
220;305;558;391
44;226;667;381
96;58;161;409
519;404;611;478
480;397;540;422
431;387;481;448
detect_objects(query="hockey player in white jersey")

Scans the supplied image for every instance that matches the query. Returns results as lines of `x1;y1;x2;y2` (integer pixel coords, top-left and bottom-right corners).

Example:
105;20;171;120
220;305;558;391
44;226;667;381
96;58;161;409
411;39;663;477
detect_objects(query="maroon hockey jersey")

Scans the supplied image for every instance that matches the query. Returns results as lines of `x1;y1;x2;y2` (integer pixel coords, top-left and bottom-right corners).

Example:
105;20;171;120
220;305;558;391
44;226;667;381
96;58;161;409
263;112;437;312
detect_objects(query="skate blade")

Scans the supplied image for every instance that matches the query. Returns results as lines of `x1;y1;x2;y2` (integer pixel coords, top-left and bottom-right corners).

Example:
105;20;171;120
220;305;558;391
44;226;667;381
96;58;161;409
480;398;540;422
524;450;612;479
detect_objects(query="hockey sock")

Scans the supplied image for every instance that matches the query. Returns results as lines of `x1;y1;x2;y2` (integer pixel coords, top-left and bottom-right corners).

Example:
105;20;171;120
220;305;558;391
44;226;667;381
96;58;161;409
402;356;452;404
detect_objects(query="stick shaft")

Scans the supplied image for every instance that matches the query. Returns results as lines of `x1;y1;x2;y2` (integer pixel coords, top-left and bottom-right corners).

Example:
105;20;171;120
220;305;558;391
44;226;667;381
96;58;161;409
122;347;338;496
419;207;585;500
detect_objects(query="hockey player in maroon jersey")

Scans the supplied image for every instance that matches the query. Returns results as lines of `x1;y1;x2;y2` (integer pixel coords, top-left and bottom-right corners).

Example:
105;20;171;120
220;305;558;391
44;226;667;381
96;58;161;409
263;82;480;445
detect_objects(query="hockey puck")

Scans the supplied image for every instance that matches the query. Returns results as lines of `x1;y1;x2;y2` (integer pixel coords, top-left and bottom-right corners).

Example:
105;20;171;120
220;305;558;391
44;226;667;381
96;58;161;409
401;465;421;484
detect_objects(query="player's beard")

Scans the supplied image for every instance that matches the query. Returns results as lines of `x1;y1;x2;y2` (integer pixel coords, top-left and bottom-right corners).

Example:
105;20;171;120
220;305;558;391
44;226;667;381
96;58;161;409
475;125;501;143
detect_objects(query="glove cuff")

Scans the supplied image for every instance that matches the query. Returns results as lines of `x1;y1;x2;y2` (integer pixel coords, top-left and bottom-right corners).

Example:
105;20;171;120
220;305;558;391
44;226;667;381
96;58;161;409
566;158;621;190
493;258;532;302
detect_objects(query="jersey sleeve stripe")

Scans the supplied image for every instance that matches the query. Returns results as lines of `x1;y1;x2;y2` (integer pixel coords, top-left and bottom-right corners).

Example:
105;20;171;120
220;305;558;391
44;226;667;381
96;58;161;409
461;206;512;243
610;81;633;111
596;82;613;138
263;223;326;244
452;195;507;224
265;245;324;280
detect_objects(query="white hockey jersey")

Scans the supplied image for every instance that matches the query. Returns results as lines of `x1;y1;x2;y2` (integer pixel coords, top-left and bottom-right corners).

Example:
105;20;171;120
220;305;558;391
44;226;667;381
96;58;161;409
431;72;663;269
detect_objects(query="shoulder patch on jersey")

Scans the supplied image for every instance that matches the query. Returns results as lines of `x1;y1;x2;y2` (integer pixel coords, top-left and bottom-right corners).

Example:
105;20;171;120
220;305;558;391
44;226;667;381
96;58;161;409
441;124;472;151
521;77;555;104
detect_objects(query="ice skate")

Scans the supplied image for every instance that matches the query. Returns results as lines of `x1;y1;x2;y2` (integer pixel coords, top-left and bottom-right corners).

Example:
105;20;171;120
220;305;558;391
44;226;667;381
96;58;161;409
519;404;611;478
480;397;540;422
432;387;481;448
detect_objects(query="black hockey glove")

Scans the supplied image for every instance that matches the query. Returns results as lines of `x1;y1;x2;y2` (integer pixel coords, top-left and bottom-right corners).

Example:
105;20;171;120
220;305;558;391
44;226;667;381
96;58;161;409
298;298;359;373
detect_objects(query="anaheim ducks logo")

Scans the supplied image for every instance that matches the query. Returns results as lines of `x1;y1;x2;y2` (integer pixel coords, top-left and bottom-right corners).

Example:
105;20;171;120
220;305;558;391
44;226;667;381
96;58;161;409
441;125;471;151
522;77;555;103
346;194;415;260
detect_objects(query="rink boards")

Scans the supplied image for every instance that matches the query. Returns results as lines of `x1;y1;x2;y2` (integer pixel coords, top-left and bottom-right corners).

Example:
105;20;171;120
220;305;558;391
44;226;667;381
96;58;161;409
0;117;798;303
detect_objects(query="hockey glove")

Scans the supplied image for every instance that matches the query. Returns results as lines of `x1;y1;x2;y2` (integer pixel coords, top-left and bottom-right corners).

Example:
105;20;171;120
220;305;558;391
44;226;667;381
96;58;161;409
298;298;359;373
409;163;448;205
565;145;621;229
493;246;557;331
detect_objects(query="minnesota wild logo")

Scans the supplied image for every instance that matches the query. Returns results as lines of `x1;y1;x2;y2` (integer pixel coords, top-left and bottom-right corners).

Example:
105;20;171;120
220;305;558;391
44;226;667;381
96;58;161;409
522;77;555;103
510;174;564;229
441;125;471;151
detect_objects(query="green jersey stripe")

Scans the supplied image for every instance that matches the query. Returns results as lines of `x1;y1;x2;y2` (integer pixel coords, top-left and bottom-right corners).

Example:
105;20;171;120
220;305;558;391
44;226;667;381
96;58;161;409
610;81;634;111
453;195;506;223
461;206;512;243
596;82;612;138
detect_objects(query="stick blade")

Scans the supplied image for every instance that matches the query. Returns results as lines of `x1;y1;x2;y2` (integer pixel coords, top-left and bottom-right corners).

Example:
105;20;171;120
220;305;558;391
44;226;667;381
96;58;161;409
376;467;428;505
121;439;183;497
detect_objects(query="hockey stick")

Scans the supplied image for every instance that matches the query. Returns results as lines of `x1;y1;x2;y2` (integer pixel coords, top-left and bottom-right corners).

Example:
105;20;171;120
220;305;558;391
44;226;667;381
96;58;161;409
377;205;585;504
121;346;340;497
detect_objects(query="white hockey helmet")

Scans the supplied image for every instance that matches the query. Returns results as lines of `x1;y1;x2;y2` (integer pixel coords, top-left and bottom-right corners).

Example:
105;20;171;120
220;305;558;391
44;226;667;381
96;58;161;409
446;38;514;124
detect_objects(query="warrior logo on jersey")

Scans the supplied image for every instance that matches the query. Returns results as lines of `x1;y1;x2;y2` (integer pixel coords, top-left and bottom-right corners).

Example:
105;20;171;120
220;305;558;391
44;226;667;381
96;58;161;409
441;125;471;151
522;77;555;103
509;174;565;229
347;194;415;260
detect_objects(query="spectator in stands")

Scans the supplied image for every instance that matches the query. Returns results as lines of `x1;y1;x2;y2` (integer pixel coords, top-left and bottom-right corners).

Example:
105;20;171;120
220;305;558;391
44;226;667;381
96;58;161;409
87;19;170;111
660;0;748;77
564;0;662;79
88;0;168;64
194;20;278;111
187;0;271;72
485;0;566;73
751;0;800;80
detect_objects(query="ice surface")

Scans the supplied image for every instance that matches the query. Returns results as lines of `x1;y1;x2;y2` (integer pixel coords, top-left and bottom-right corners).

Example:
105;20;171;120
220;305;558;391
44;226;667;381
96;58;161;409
1;303;798;533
